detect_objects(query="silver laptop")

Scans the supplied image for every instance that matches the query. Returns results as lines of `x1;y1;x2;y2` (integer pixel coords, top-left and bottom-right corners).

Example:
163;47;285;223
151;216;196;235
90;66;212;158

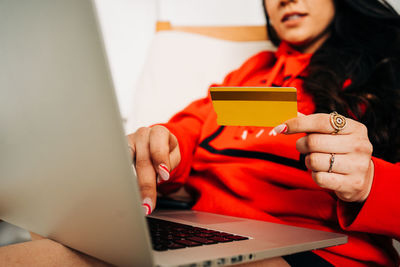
0;0;347;266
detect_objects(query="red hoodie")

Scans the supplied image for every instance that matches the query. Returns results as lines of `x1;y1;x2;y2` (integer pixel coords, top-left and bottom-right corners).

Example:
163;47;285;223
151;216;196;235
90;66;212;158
158;42;400;266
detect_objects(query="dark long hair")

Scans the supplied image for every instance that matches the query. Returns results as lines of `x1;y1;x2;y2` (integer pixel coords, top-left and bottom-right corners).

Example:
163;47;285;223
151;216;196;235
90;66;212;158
262;0;400;163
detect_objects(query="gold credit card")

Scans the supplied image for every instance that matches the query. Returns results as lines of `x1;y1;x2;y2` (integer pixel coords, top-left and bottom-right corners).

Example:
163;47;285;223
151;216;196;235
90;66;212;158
210;87;297;127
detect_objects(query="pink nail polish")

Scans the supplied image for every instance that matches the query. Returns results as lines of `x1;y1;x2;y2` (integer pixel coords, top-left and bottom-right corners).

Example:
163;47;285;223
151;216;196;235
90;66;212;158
268;124;288;136
142;197;153;215
158;164;170;181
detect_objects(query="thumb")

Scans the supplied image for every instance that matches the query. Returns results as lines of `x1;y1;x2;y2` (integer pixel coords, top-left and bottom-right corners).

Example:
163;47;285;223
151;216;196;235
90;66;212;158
297;112;305;117
269;112;305;136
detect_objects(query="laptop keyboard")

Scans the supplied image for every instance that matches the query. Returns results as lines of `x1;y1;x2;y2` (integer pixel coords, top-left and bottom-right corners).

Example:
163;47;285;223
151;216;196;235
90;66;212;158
147;217;249;251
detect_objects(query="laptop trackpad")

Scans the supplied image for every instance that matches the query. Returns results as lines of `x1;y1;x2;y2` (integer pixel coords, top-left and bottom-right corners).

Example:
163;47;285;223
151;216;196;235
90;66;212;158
161;212;244;225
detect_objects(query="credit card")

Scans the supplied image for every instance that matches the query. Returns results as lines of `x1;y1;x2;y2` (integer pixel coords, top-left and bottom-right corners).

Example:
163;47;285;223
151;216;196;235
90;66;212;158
210;87;297;127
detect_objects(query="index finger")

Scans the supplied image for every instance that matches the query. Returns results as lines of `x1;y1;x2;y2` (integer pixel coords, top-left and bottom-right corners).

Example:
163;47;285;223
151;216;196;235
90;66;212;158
270;113;354;135
149;125;177;182
133;128;158;215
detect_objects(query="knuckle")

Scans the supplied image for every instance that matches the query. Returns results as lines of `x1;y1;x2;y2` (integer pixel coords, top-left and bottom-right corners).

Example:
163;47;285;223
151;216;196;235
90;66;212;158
353;142;363;154
135;158;151;168
358;123;368;135
317;114;329;130
306;134;320;150
312;172;324;187
127;133;135;143
139;182;155;193
353;138;373;154
152;124;167;131
296;138;305;152
355;160;370;173
308;153;320;169
352;177;364;192
151;147;164;157
340;193;354;202
151;125;169;136
290;118;301;132
365;141;373;154
136;127;150;137
151;149;164;161
330;175;342;192
304;154;311;169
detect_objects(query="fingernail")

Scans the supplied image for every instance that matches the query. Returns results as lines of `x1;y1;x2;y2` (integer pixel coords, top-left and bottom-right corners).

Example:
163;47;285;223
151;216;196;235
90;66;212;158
268;123;288;136
142;197;153;215
158;164;170;181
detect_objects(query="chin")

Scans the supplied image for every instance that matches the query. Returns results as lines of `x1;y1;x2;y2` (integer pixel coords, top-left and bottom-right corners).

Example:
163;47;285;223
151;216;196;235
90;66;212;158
284;38;309;47
279;32;309;45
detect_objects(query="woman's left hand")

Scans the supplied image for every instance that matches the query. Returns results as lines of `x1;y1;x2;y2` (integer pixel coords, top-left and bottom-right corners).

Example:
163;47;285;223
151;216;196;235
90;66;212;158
271;113;374;202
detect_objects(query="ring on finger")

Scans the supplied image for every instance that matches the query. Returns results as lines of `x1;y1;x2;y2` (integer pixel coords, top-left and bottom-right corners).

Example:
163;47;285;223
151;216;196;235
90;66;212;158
328;153;335;173
330;111;347;134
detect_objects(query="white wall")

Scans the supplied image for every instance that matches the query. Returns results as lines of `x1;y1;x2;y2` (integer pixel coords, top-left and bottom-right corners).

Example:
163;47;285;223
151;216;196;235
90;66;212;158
94;0;264;128
159;0;265;26
390;0;400;12
94;0;157;123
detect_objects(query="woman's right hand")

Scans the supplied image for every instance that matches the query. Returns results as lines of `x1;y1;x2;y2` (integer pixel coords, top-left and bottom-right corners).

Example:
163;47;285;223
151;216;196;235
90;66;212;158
127;125;181;215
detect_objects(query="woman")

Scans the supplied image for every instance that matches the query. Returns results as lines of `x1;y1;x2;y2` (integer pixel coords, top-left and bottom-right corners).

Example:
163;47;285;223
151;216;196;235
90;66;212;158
128;0;400;266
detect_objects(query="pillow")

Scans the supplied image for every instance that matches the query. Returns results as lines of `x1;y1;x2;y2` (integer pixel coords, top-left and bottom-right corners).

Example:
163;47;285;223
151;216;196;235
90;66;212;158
126;31;276;133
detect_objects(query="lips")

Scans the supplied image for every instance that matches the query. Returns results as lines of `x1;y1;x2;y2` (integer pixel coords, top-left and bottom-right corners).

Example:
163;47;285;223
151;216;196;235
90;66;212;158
281;12;307;23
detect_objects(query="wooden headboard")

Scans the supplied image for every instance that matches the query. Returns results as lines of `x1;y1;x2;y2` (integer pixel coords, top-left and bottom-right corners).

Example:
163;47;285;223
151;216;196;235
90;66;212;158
156;21;268;42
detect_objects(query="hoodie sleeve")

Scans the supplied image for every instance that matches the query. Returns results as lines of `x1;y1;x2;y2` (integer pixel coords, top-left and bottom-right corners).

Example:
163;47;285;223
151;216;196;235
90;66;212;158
336;156;400;240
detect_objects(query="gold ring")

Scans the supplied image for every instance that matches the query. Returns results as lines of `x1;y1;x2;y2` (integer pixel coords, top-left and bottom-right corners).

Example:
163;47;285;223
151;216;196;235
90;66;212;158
328;153;335;173
330;111;347;134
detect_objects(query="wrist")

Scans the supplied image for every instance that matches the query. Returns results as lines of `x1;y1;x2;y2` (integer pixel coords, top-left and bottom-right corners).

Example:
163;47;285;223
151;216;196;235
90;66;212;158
359;159;374;202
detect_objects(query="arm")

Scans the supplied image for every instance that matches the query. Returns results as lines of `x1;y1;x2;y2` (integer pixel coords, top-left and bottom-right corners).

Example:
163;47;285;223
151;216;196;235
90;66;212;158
126;51;270;213
127;66;245;214
127;96;214;213
337;157;400;239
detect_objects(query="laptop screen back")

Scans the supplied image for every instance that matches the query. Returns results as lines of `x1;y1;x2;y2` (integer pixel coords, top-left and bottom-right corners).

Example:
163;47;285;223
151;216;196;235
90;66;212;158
0;0;153;266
